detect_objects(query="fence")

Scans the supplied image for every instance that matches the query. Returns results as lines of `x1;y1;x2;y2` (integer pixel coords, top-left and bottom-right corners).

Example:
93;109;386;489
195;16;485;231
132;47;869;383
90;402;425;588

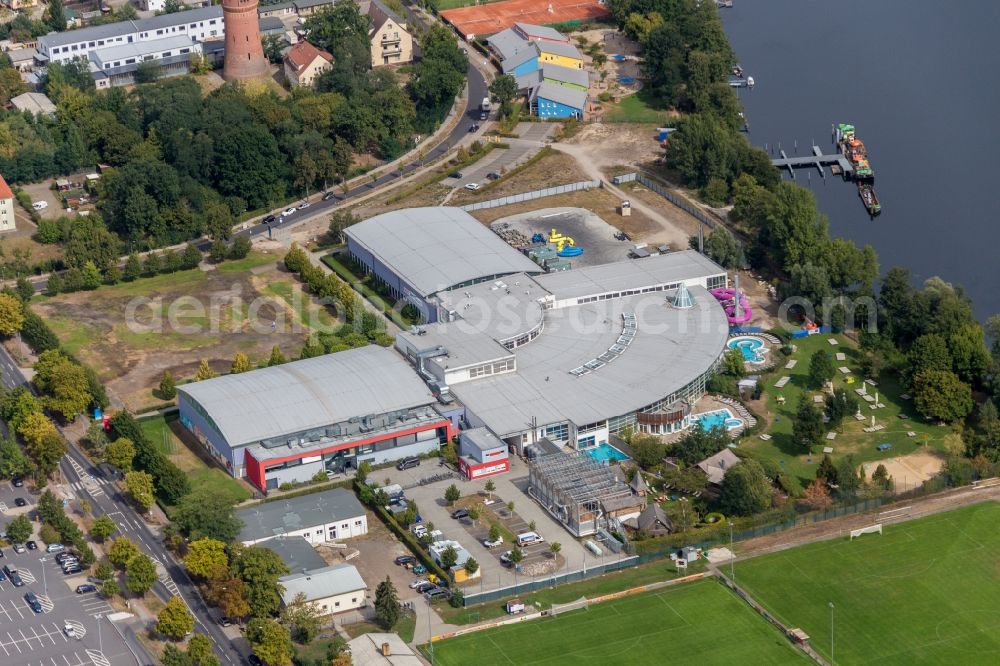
462;555;640;607
460;180;602;212
612;172;717;230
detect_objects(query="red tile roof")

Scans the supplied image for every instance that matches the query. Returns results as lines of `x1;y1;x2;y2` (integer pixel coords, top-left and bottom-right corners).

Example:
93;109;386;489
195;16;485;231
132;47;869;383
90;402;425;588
284;41;333;77
0;174;13;201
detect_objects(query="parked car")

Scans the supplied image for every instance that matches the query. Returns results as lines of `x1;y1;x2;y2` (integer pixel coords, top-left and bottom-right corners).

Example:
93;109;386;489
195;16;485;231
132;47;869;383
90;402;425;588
262;214;276;225
14;498;27;507
486;171;501;180
248;656;263;666
394;555;416;566
56;553;77;565
396;457;421;471
13;544;26;554
408;579;430;589
25;540;37;551
468;123;479;132
24;591;42;613
424;587;450;601
448;171;463;179
75;584;96;594
499;550;514;566
479;112;488;120
9;570;23;586
46;543;65;553
411;524;427;538
483;536;504;548
450;508;470;520
11;476;23;487
516;532;544;547
412;564;428;575
297;201;311;210
464;183;480;191
282;208;296;217
219;617;232;627
415;582;436;594
31;201;48;210
323;191;336;201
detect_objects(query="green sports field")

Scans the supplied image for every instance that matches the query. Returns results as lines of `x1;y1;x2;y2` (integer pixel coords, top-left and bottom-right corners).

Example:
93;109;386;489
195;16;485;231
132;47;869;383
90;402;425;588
736;502;1000;664
429;578;807;665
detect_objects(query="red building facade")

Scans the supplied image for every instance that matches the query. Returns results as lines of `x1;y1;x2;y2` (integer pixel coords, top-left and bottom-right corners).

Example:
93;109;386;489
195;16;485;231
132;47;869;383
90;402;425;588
222;0;269;80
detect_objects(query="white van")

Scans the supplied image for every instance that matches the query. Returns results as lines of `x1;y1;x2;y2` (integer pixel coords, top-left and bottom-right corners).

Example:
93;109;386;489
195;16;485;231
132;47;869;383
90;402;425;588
516;532;544;547
32;201;48;210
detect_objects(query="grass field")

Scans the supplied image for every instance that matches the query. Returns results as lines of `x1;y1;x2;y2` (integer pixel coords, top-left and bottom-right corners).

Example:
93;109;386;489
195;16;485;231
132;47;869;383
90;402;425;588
736;503;1000;664
430;578;807;665
604;90;674;124
140;413;251;509
744;333;948;485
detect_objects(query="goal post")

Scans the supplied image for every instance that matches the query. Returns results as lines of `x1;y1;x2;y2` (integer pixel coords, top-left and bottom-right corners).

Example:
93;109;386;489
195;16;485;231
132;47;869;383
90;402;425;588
850;524;882;540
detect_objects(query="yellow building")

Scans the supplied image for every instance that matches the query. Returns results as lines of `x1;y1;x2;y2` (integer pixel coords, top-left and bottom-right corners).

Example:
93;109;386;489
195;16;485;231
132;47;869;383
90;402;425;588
368;5;413;67
537;41;585;70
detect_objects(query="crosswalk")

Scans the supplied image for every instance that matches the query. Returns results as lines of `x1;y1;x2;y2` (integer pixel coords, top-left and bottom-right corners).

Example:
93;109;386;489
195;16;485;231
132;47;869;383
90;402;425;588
66;459;105;498
151;557;182;598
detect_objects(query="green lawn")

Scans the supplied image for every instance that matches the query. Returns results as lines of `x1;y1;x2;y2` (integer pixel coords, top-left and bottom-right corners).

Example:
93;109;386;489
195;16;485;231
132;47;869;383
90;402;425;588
605;90;673;124
736;503;1000;665
140;413;251;507
429;578;807;665
215;251;279;273
343;613;415;643
744;333;947;485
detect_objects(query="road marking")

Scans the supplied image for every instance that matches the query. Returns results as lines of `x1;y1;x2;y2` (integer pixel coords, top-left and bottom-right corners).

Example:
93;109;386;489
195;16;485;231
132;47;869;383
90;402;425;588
38;594;54;614
64;620;85;641
86;650;110;666
18;567;36;584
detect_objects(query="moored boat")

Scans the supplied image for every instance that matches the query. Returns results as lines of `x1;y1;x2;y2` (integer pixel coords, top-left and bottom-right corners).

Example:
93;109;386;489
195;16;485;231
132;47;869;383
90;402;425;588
858;182;881;216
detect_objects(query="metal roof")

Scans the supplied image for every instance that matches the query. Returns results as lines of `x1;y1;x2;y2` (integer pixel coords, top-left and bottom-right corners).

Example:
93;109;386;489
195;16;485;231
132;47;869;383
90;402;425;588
487;28;528;61
10;92;56;116
541;63;589;88
90;35;195;65
279;563;367;604
500;43;539;74
449;286;730;436
460;427;505;454
345;207;540;298
177;346;434;448
38;6;222;50
536;40;582;61
513;22;568;43
534;250;725;301
236;488;366;543
531;80;587;110
134;5;222;31
262;536;327;572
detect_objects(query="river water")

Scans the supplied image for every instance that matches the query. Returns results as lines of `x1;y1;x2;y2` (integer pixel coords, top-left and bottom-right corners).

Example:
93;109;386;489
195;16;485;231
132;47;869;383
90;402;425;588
723;0;1000;320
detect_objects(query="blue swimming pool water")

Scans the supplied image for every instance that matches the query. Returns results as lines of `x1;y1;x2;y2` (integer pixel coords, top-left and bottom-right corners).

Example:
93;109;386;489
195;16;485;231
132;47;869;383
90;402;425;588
693;409;744;431
728;336;767;363
583;442;630;464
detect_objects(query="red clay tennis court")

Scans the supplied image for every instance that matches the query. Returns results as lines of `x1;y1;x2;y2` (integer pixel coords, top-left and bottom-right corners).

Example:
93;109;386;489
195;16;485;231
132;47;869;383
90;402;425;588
440;0;610;39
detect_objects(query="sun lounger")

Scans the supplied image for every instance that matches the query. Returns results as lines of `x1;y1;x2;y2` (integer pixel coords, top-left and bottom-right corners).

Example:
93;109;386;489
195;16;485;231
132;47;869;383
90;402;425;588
826;432;836;440
828;338;839;345
836;353;846;361
838;367;851;374
785;360;797;369
907;431;917;437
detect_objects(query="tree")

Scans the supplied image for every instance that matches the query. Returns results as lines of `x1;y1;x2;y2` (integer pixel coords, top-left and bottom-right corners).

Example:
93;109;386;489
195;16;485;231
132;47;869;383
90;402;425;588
185;538;229;580
801;478;833;511
187;634;219;666
45;0;66;32
0;293;24;336
182;245;203;270
440;545;458;569
908;333;952;379
488;523;501;544
444;484;460;505
108;536;140;568
871;463;892;491
156;596;195;639
670;425;729;466
33;350;92;418
508;546;524;567
912;370;973;422
0;436;31;479
123;253;142;281
19;413;66;479
835;455;862;498
209;575;251;620
468;504;481;527
816;454;839;485
126;553;157;595
125;470;155;512
808;350;836;388
195;360;217;381
106;437;136;471
629;433;667;470
163;645;193;666
792;398;825;453
232;547;289;618
90;515;117;543
488;75;518;116
464;557;479;576
229;236;252;260
6;514;32;543
549;542;562;559
15;278;35;303
159;371;177;400
484;479;496;500
721;348;746;378
374;576;399;630
230;352;252;375
101;579;120;599
825;389;859;431
174;488;243;542
247;619;293;666
281;591;323;643
718;459;772;516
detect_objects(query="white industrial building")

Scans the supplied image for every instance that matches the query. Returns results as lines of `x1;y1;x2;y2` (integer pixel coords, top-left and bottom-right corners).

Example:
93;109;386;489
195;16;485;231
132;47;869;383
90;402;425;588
235;488;368;546
279;563;368;616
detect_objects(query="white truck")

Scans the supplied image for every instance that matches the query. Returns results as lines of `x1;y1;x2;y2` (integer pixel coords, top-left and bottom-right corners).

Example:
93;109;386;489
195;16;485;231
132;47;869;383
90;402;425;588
481;97;492;112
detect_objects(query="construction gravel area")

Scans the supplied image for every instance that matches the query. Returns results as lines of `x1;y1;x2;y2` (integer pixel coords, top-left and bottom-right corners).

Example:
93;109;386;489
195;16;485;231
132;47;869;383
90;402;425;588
490;207;635;268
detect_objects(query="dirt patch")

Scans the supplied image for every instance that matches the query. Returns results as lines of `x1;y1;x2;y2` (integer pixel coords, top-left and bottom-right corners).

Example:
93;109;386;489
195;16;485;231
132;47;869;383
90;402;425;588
34;252;310;411
862;451;945;495
564;123;666;174
448;148;589;207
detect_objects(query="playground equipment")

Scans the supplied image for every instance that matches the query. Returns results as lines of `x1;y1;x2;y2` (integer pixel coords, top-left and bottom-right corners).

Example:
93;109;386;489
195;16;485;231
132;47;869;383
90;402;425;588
709;276;752;325
550;228;584;257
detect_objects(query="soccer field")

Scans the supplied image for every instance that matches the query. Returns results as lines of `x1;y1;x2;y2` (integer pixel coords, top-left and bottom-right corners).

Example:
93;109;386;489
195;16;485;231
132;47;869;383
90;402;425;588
736;503;1000;664
430;578;807;665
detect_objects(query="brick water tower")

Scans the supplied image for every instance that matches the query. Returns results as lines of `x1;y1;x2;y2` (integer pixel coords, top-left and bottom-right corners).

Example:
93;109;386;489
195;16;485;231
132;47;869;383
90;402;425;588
222;0;269;80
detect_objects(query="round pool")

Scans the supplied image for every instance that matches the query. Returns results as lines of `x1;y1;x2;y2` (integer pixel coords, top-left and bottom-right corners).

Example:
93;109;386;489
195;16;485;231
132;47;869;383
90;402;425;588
727;336;768;363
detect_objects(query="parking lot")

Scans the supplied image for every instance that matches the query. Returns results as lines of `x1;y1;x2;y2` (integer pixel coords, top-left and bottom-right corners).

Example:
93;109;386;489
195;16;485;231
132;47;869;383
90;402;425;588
375;456;623;597
452;123;557;190
491;206;636;267
0;480;133;666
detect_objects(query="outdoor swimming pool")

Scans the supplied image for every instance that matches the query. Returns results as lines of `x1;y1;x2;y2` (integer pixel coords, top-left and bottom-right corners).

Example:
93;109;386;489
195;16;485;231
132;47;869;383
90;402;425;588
728;336;768;363
693;409;744;431
583;442;630;464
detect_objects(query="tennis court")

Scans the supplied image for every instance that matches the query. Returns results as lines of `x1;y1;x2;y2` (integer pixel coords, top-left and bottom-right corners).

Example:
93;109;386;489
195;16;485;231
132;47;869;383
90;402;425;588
440;0;610;39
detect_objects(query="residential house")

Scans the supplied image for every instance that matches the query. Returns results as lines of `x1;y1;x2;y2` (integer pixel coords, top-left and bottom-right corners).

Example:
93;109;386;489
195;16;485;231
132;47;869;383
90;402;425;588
530;80;586;119
696;448;741;487
282;40;332;87
0;174;15;233
7;48;37;73
259;16;286;37
258;1;296;19
536;40;584;69
368;2;412;67
10;92;57;117
278;563;368;615
234;488;368;546
293;0;334;17
625;504;674;537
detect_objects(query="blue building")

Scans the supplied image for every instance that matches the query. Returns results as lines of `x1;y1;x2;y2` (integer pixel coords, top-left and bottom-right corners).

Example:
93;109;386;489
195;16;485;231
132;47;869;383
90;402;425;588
531;81;587;119
486;27;540;77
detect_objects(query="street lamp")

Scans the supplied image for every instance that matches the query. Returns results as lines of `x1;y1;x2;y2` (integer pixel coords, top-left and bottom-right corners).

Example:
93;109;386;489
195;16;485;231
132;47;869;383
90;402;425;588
39;557;47;596
829;602;835;664
728;522;735;582
95;614;103;654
